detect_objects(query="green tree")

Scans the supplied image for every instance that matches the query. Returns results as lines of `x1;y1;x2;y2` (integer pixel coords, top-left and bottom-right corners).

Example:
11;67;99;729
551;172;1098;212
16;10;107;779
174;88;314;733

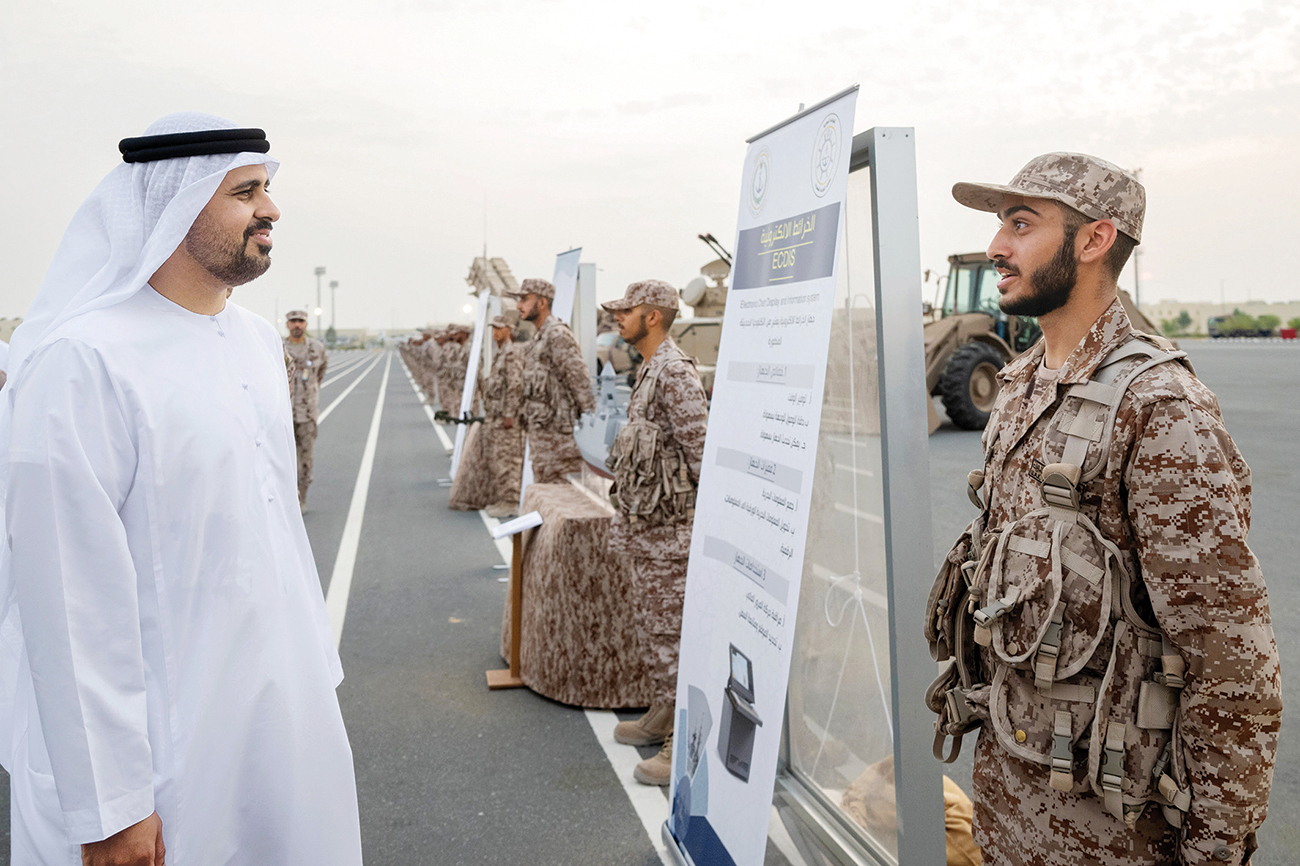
1256;314;1281;334
325;325;337;346
1160;309;1194;337
1288;317;1300;330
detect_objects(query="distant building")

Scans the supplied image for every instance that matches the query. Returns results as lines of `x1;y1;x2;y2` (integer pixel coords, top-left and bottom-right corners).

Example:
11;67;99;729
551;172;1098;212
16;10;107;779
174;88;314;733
1140;300;1300;335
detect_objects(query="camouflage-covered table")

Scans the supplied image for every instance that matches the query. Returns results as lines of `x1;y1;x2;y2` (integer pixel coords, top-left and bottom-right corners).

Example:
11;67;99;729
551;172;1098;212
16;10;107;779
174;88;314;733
499;483;654;708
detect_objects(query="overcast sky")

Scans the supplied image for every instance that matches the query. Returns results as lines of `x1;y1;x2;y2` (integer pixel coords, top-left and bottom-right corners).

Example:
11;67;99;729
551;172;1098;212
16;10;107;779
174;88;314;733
2;0;1297;331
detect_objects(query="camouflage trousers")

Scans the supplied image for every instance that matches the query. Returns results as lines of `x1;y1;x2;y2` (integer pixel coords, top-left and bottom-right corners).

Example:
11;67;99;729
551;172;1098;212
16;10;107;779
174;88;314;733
488;419;525;507
628;556;688;705
294;419;317;505
971;727;1182;866
527;428;585;485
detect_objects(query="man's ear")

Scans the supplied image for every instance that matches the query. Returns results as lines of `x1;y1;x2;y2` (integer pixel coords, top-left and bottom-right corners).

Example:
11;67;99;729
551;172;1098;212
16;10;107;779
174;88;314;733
1078;218;1117;265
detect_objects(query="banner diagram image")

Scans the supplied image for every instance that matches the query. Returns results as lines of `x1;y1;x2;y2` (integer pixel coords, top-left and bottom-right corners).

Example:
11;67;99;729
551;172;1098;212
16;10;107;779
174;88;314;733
668;86;858;866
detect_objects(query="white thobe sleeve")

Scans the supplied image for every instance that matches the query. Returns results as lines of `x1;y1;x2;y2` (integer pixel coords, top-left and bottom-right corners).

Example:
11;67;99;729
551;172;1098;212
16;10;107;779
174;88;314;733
6;339;154;843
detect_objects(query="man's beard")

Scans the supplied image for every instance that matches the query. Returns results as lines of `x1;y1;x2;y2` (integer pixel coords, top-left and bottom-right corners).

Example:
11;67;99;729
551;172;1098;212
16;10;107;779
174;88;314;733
185;215;273;287
522;304;540;322
620;312;649;345
998;225;1079;317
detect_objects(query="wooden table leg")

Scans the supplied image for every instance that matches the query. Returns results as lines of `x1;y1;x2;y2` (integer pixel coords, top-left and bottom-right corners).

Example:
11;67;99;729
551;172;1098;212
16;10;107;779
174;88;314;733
486;532;525;689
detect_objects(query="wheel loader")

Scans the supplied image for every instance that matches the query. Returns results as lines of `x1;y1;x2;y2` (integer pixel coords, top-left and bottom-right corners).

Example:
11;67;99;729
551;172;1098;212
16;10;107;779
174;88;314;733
925;252;1158;432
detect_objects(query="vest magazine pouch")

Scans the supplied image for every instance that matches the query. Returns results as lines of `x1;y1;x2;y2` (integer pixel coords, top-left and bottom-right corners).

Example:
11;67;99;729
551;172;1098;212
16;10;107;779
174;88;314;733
1086;620;1184;825
983;510;1115;683
989;664;1099;794
926;523;976;661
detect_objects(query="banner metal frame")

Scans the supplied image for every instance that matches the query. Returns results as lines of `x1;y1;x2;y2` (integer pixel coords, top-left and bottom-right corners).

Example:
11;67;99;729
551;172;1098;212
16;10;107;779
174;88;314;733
663;125;945;866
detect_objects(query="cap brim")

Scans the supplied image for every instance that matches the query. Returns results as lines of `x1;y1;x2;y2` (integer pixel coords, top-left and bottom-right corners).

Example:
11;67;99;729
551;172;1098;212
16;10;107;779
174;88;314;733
601;298;637;311
951;181;1026;213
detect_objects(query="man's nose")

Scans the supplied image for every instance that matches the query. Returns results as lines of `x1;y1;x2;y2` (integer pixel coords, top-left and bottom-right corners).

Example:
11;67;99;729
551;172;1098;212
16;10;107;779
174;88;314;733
987;226;1011;263
258;194;281;223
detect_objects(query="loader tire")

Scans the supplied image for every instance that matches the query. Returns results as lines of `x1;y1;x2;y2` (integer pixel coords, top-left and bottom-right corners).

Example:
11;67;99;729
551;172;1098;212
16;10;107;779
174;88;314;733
939;343;1004;430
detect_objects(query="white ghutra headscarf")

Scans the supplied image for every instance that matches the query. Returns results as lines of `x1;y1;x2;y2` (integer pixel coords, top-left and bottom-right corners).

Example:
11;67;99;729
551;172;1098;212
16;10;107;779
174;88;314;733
0;112;279;767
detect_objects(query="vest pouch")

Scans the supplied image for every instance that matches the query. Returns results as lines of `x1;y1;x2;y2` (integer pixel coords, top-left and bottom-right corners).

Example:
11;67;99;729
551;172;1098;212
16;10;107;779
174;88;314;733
982;509;1118;683
926;522;980;662
989;663;1101;794
1086;620;1184;826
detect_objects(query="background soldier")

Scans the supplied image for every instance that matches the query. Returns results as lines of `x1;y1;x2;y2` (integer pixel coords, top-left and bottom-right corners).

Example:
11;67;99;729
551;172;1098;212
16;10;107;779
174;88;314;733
602;280;708;787
514;278;596;483
484;315;525;518
929;153;1281;865
284;310;328;509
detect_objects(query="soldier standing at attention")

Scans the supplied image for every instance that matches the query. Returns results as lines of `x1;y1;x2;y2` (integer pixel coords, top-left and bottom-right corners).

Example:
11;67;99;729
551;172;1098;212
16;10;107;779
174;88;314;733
925;153;1281;865
484;315;526;518
515;278;596;483
284;310;327;509
603;280;709;787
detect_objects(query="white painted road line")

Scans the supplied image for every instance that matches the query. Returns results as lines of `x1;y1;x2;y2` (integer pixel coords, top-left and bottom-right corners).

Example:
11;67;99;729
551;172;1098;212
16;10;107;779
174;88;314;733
319;353;383;424
401;351;666;862
399;357;455;452
321;352;375;387
325;352;392;647
584;710;673;866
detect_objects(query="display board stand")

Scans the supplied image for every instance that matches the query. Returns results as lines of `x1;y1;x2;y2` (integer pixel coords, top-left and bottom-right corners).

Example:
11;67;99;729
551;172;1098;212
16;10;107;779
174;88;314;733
485;511;543;690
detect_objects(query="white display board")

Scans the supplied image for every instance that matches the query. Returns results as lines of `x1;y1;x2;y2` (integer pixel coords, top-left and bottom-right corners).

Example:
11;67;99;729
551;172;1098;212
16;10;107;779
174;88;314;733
668;87;857;866
449;289;490;479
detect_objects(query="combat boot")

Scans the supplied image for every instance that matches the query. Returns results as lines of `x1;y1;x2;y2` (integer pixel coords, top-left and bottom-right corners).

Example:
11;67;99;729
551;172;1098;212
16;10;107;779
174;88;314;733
485;502;517;519
614;703;674;746
633;733;673;787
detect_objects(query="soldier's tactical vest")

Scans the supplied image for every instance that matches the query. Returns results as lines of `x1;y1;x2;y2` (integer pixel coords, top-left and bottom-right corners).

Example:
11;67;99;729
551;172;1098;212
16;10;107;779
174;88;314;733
925;337;1196;831
606;346;698;527
522;330;581;432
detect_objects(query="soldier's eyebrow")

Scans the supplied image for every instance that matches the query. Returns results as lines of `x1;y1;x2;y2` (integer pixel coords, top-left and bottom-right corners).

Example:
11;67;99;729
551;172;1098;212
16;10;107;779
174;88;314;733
999;204;1041;220
228;178;265;194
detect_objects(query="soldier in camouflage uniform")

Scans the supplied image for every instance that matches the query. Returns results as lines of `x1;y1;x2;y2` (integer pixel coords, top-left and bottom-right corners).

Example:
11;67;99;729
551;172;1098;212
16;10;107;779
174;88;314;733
513;278;596;484
483;315;526;518
602;280;709;787
926;153;1281;865
283;310;328;509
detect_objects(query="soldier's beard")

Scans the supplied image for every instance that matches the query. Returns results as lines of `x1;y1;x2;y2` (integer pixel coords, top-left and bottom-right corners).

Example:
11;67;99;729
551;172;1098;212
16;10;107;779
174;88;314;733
998;225;1079;317
620;312;649;346
185;214;273;287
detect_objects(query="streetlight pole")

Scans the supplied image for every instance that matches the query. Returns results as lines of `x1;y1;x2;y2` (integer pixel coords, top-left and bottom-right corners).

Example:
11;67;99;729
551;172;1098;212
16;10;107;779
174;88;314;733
314;266;326;340
330;280;338;341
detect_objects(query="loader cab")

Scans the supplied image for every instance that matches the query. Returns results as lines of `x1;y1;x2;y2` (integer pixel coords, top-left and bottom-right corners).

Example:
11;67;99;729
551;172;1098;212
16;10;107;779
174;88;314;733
942;255;1041;353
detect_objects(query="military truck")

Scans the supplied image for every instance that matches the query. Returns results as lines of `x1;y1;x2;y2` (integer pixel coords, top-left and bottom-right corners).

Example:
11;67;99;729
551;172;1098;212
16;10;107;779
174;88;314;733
926;252;1158;431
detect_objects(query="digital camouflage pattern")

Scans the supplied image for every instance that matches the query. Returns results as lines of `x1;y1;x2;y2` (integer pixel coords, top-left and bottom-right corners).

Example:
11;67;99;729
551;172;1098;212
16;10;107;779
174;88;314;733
601;278;679;312
516;277;555;300
961;299;1280;866
498;484;653;708
284;335;328;423
628;556;689;705
448;422;493;511
606;336;708;706
523;316;595;433
952;152;1145;242
484;339;525;507
438;339;467;416
608;336;709;560
284;335;327;505
523;316;595;483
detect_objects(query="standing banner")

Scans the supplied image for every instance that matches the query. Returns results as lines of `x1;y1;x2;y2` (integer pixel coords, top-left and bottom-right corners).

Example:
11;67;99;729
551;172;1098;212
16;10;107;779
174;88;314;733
518;247;583;505
449;289;490;479
668;86;857;866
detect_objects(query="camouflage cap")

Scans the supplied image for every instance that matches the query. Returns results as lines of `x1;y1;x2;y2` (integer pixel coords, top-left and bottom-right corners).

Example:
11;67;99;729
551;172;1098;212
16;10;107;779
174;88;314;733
286;310;309;321
516;278;555;300
490;315;511;329
952;152;1145;243
601;279;679;312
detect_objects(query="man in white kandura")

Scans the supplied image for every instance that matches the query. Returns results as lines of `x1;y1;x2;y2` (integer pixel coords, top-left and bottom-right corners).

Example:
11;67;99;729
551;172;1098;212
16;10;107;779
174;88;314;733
0;113;362;865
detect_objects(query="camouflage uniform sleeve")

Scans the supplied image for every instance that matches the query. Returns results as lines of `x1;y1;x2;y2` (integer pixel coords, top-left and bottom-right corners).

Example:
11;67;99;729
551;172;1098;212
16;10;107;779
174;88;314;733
1124;397;1282;866
657;361;709;481
550;327;596;415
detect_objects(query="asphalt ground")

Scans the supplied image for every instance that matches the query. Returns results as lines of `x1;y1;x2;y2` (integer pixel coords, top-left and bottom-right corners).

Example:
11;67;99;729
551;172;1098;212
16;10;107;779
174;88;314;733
0;340;1293;864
